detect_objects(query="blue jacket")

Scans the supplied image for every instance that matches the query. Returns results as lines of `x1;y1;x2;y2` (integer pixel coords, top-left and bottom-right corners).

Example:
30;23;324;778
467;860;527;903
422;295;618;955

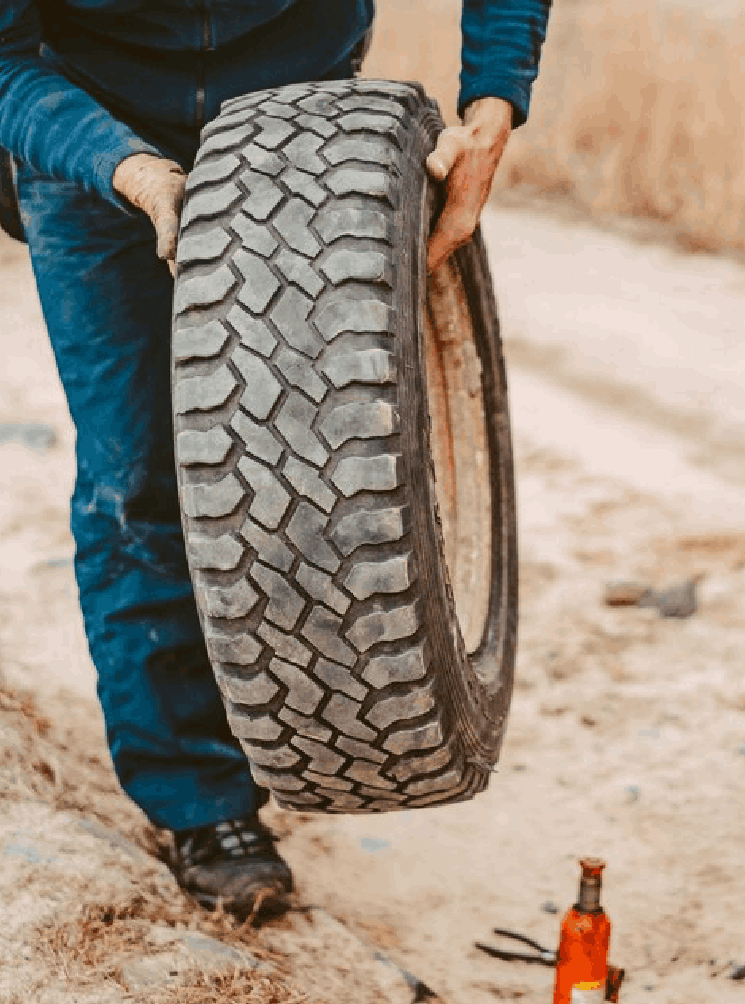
0;1;550;211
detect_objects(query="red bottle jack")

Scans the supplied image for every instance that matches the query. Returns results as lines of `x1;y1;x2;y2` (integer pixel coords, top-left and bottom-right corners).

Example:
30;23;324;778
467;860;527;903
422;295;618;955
552;858;611;1004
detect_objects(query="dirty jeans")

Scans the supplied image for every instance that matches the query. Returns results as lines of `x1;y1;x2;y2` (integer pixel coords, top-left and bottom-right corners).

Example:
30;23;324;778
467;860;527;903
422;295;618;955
15;162;260;833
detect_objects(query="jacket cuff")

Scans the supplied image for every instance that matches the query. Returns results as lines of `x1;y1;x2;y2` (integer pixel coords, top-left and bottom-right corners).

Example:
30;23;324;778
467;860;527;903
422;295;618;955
92;132;165;214
457;77;531;128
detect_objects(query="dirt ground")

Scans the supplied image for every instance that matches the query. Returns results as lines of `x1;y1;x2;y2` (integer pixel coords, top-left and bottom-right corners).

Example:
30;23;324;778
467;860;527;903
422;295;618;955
1;200;745;1004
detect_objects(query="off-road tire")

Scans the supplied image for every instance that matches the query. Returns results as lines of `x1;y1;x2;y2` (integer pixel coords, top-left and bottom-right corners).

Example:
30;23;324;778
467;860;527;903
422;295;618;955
171;79;518;813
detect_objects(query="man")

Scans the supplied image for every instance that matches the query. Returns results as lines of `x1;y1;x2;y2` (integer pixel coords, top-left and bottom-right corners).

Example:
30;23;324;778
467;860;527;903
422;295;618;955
0;0;551;917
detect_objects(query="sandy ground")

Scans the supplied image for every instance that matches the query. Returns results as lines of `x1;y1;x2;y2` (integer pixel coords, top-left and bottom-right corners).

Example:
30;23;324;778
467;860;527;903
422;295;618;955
1;203;744;1003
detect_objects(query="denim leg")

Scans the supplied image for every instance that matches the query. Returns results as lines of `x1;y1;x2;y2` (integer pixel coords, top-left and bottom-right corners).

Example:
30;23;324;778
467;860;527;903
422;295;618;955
16;166;260;831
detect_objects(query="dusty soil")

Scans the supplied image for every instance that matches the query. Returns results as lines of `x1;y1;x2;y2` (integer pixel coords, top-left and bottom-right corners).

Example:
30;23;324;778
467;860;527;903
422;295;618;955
1;202;745;1004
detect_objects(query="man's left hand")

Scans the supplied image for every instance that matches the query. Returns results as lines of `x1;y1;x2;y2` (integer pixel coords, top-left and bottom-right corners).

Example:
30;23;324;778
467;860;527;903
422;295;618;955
425;97;513;273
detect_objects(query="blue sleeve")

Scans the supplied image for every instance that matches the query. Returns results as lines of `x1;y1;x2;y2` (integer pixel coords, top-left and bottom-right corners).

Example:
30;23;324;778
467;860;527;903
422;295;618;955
0;1;162;208
458;0;551;126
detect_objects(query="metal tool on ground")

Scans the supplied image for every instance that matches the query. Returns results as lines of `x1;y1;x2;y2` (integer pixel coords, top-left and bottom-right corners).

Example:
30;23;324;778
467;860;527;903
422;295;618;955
475;928;557;966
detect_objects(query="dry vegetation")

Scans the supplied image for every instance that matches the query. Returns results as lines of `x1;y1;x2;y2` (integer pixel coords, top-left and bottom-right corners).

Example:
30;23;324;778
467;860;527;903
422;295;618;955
367;0;745;255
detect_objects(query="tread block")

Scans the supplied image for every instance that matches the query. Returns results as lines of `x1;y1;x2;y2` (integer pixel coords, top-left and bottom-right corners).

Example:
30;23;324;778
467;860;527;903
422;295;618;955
232;411;283;464
173;319;230;362
241;172;283;220
280;167;327;207
230;212;278;256
322;136;392;168
314;206;390;244
241;515;293;572
303;771;353;791
346;601;420;653
331;454;399;497
237;456;290;529
269;656;323;712
176;227;232;266
272;198;321;257
291;735;345;774
250;560;305;631
183;473;244;518
249;766;307;791
336;734;386;763
384;718;444;754
404;767;460;796
280;792;325;806
296;564;350;616
239;742;300;769
322;249;390;286
207;629;262;665
201;109;256;138
275;391;328;467
330;506;405;556
320;400;396;449
315;792;364;810
232;348;281;419
301;606;356;667
175;365;237;414
217;667;278;705
241;144;284;176
313;298;391;342
343;554;413;601
234;249;280;312
295;112;338;138
199;124;255;155
180;182;242;227
270;287;323;358
229;708;282;741
186;152;241;191
173;264;237;315
298;92;344;116
338;112;400;135
188;533;243;571
257;623;313;671
177;427;233;466
275;347;327;403
321;347;395;389
254;114;294;149
227;305;276;356
337;95;406;118
275;248;325;298
362;642;428;687
279;707;332;742
314;657;367;701
259;99;299;120
326;168;391;201
386;746;451;783
282;456;336;513
344;760;396;789
202;575;259;619
366;679;436;731
322;694;375;741
283;132;325;175
297;606;355;670
286;500;340;573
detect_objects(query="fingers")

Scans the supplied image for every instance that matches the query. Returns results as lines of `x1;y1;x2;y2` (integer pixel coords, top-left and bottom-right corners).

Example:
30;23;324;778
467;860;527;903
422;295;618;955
113;154;187;270
425;127;466;181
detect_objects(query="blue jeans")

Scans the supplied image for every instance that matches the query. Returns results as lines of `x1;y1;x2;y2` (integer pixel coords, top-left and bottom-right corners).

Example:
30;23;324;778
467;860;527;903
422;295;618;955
17;59;355;832
16;158;262;832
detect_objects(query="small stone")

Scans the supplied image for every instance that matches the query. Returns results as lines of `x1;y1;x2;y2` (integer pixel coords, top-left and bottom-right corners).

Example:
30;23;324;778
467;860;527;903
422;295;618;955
541;900;559;914
603;581;650;606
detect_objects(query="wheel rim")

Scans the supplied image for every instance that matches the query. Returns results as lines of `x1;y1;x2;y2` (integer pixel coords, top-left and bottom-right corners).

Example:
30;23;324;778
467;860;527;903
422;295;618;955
424;257;493;655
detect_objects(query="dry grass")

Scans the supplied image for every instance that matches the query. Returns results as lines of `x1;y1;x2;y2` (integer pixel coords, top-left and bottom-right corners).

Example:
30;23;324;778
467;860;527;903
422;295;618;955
367;0;745;255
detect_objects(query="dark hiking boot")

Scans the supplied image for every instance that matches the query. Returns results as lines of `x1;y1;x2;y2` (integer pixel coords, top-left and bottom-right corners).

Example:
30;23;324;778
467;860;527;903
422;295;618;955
170;814;293;918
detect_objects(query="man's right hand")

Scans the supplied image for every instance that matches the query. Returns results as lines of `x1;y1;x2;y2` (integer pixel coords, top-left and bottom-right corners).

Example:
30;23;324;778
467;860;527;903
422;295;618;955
113;153;187;277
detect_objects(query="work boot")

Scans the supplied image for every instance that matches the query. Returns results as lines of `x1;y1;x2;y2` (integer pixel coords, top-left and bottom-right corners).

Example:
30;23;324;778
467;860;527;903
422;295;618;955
170;814;293;918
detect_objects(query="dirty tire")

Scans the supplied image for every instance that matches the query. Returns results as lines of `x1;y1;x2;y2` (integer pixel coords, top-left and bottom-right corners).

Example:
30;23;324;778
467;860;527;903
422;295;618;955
171;79;517;813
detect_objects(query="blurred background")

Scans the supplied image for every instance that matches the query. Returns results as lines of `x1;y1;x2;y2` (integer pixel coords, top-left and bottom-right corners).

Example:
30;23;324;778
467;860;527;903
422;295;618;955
366;0;745;255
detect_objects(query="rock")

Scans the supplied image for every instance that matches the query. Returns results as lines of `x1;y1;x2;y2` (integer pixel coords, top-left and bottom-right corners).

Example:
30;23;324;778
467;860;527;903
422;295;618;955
0;421;58;452
603;581;650;606
654;576;702;618
541;901;559;914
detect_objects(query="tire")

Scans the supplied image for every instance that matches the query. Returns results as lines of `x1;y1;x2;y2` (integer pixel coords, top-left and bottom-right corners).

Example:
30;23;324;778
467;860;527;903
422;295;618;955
171;78;518;814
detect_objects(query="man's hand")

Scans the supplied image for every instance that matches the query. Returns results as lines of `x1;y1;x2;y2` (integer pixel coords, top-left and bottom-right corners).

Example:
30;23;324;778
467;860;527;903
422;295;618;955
113;153;187;277
425;97;513;273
